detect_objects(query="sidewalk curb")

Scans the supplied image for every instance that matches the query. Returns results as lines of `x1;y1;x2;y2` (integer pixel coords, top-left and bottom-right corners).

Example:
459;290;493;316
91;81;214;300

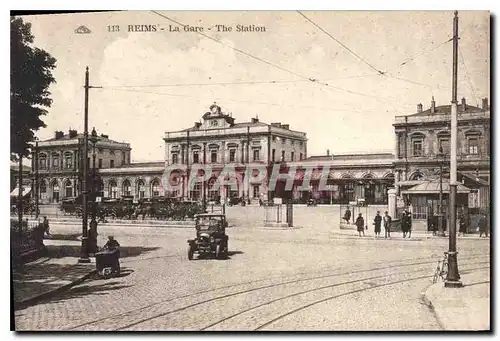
15;267;97;310
420;286;446;331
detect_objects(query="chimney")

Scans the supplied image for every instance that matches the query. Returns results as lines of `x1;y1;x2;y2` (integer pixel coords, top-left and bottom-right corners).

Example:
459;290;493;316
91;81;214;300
281;124;289;130
194;122;202;129
430;97;436;114
417;103;423;113
461;97;467;111
251;117;259;124
482;97;488;110
55;131;64;139
100;134;109;139
326;149;330;156
271;122;281;128
69;129;78;138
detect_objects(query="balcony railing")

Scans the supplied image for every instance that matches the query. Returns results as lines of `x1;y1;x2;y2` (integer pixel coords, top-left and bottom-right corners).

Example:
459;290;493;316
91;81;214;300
394;110;490;125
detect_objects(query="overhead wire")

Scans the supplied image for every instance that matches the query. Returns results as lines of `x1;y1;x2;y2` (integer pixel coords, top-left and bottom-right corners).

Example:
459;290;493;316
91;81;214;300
297;11;386;75
150;10;414;110
458;45;480;107
99;87;408;114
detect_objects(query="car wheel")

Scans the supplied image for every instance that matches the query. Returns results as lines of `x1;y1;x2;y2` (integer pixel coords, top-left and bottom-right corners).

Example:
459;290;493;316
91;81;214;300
188;245;194;260
215;244;221;260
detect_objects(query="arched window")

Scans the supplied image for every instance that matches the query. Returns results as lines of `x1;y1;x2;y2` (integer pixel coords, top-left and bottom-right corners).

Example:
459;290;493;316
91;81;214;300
122;179;131;196
52;180;60;202
39;180;47;200
64;179;73;198
109;180;118;198
151;179;160;197
137;179;145;199
410;172;424;181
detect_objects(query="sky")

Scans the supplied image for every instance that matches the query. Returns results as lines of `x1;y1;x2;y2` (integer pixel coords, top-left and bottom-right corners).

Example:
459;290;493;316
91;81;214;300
21;11;489;162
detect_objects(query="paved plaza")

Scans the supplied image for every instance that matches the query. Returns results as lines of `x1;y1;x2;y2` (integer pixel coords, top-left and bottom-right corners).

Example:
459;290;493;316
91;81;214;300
13;206;490;331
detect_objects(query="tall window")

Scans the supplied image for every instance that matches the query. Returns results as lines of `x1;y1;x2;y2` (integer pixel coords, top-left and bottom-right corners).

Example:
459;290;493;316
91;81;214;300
211;151;217;163
122;180;131;196
412;138;423;156
468;136;479;154
193;151;199;163
110;160;115;168
52;154;59;168
39;154;47;169
39;181;47;200
281;150;285;162
229;149;236;162
291;152;295;161
65;153;73;169
109;180;118;198
122;152;126;164
299;152;303;160
98;159;103;168
272;149;276;162
253;185;259;198
151;179;160;197
253;149;260;161
172;153;178;164
52;181;60;202
438;136;450;154
137;180;145;199
65;180;73;197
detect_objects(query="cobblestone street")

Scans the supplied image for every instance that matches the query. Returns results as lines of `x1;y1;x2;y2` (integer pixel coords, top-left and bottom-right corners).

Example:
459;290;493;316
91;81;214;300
14;206;490;331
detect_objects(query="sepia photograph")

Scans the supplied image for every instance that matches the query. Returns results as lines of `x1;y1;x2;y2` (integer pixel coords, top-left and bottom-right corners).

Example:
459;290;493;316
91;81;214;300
10;9;490;332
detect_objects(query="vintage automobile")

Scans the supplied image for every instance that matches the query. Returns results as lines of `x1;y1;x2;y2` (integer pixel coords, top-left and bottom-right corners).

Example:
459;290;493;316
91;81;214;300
187;213;229;260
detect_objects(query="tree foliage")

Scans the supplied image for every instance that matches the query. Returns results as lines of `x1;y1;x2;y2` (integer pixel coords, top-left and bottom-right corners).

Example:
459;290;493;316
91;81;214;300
11;16;57;160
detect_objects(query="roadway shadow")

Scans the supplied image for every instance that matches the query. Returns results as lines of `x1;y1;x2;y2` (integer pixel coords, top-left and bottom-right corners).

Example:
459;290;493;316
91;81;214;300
192;250;244;261
46;233;81;241
44;245;160;259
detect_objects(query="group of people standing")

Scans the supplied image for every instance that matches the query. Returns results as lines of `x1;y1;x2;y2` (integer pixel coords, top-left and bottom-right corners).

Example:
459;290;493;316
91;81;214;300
345;209;412;238
352;210;400;238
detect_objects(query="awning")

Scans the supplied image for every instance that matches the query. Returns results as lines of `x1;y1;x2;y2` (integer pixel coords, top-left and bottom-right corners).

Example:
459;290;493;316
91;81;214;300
460;173;489;186
10;187;32;197
396;180;426;187
401;181;472;195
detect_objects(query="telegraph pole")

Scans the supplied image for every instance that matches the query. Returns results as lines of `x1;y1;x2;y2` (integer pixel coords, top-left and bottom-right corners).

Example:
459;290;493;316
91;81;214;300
445;11;462;288
78;67;91;264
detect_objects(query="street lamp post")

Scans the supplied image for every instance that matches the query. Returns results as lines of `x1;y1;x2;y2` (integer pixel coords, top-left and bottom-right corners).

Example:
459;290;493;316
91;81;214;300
78;67;91;264
89;128;99;229
437;147;445;237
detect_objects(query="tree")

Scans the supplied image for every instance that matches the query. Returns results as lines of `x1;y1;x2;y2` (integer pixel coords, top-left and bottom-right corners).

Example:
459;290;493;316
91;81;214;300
11;16;56;230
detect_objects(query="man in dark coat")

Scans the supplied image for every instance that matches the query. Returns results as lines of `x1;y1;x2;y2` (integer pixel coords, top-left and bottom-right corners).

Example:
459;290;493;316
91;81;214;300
373;211;382;238
356;213;365;237
383;211;392;238
401;212;409;238
458;213;467;236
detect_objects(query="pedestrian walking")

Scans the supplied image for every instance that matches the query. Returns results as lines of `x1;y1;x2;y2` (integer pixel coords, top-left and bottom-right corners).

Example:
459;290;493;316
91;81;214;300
344;208;351;224
373;211;382;238
458;213;467;236
42;216;51;237
406;211;412;238
383;211;392;238
355;213;365;237
478;213;488;238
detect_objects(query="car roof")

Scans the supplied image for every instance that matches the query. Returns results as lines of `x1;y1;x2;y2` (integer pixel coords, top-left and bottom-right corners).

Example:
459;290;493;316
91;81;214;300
195;213;226;218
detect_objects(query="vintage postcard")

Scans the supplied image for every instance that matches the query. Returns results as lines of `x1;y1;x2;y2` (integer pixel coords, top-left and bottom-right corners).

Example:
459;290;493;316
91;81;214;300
10;10;490;331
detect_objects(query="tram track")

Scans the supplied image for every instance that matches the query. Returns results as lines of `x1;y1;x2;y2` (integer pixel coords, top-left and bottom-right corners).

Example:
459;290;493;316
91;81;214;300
65;255;488;331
